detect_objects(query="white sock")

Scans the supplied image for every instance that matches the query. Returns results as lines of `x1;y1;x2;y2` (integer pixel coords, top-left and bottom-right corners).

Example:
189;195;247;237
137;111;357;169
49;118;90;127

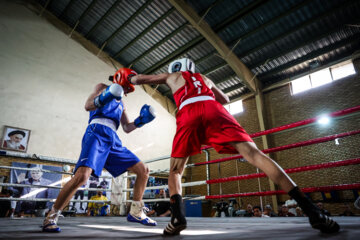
130;201;143;216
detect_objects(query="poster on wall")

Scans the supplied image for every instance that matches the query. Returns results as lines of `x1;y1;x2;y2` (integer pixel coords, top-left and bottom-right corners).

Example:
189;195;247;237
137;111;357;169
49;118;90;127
70;171;112;214
9;163;62;215
1;126;31;152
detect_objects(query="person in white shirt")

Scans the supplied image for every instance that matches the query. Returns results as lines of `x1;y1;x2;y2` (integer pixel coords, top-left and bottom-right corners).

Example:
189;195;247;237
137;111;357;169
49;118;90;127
285;197;298;216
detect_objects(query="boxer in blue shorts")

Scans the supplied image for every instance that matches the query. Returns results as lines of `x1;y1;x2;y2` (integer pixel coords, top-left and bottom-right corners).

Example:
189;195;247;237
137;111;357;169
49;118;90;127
42;68;157;232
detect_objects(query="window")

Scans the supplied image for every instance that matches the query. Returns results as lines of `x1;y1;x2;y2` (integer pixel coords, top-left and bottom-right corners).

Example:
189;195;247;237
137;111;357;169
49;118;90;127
291;75;311;94
310;68;332;88
224;100;243;115
291;61;356;95
331;62;356;80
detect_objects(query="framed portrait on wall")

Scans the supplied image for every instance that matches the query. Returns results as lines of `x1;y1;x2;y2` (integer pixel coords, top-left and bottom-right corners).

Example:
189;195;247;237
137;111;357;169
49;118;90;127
1;126;31;152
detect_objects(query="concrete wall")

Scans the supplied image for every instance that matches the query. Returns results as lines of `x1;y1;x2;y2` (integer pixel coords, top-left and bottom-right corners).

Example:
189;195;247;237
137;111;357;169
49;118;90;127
0;1;175;170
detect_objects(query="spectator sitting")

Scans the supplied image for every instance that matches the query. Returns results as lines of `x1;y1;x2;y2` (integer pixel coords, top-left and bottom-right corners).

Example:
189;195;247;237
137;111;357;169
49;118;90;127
253;206;269;217
263;204;277;217
295;207;304;217
215;199;229;217
146;189;171;217
316;202;330;216
285;197;298;216
278;205;295;217
87;186;109;216
244;204;254;217
340;203;355;216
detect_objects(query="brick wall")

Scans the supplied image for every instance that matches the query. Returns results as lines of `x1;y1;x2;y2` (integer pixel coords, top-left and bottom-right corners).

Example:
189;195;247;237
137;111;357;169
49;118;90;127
186;71;360;216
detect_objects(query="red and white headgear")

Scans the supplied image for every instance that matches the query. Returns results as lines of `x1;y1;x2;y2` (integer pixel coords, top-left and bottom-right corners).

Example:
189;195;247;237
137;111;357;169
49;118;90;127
168;58;195;73
111;68;137;93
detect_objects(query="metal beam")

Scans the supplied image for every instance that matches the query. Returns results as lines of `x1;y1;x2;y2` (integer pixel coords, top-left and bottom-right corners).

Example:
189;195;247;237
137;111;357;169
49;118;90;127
259;33;360;79
128;24;188;68
223;83;245;94
248;1;358;68
201;0;353;74
160;0;257;92
143;0;266;75
113;7;176;59
229;91;253;102
203;62;227;75
127;0;226;68
143;34;204;72
196;0;314;72
213;73;237;85
69;0;100;36
85;0;122;38
39;0;52;17
214;0;267;32
254;79;278;214
77;0;99;23
59;0;76;19
101;0;154;46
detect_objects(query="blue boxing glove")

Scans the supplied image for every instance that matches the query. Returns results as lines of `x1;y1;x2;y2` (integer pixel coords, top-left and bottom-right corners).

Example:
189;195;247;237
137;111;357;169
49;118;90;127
134;104;156;128
94;84;124;108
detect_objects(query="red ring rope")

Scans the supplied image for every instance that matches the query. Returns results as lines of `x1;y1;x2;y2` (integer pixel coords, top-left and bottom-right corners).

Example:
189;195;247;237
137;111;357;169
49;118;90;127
195;129;360;166
206;158;360;184
205;183;360;199
201;105;360;151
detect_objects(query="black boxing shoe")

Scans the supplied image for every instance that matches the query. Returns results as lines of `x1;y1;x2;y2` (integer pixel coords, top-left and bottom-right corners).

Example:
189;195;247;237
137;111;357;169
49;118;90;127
309;212;340;234
288;187;340;234
163;194;187;236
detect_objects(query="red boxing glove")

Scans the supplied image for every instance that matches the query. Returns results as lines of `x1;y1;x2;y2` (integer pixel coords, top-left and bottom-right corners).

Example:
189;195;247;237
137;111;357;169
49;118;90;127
112;68;137;94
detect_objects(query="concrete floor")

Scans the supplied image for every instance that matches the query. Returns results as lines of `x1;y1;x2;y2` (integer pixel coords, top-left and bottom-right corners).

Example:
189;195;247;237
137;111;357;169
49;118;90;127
0;216;358;240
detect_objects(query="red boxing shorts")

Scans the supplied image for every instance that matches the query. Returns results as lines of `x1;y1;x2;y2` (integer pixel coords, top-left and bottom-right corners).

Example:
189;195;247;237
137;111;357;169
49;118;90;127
171;100;253;158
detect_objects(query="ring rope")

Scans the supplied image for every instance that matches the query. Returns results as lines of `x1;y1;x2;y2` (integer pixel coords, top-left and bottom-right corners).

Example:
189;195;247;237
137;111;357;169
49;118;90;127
126;158;360;192
0;197;110;203
206;157;360;184
122;180;206;192
205;183;360;199
194;129;360;166
201;105;360;151
0;183;112;192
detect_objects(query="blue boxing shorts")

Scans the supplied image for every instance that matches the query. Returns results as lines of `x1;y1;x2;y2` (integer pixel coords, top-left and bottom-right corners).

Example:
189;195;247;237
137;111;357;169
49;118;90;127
74;123;140;178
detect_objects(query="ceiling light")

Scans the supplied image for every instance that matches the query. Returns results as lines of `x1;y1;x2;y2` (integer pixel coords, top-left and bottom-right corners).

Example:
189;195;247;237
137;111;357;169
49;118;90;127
317;116;330;125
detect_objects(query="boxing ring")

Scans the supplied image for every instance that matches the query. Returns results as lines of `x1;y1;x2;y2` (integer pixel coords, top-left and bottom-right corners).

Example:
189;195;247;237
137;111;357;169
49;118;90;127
0;105;360;239
0;216;359;239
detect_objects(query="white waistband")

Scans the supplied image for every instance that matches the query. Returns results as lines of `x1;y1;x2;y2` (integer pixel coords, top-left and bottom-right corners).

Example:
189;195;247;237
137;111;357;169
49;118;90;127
89;118;117;131
179;96;214;110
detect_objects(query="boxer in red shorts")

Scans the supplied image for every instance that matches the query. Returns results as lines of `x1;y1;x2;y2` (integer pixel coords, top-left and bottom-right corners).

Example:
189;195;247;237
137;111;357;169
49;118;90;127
130;58;339;235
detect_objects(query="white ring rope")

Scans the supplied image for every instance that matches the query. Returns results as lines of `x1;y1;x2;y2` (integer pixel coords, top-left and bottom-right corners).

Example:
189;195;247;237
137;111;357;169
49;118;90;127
0;197;110;203
0;183;112;192
122;180;206;192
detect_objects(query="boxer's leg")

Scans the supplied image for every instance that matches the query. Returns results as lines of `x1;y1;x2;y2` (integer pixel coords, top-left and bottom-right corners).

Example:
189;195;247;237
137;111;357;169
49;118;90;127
164;157;188;236
43;167;92;232
53;167;92;210
231;142;295;192
231;141;340;233
126;162;157;226
127;161;149;201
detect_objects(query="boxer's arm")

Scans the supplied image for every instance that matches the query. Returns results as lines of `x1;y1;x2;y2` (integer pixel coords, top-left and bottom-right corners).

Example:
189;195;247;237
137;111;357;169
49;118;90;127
130;73;169;85
120;107;137;133
84;83;107;111
202;75;230;104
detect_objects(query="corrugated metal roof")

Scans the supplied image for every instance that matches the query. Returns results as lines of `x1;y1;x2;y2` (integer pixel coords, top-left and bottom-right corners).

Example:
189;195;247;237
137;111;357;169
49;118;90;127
34;0;360;102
